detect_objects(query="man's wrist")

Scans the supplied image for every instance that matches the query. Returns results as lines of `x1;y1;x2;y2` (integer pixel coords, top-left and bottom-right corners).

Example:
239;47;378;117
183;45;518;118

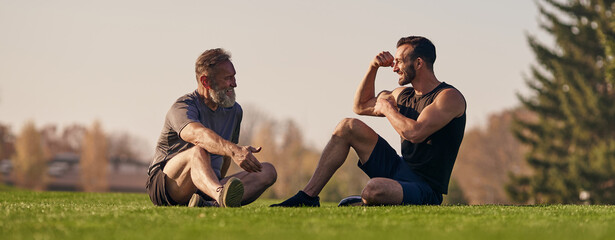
383;103;396;116
226;143;241;158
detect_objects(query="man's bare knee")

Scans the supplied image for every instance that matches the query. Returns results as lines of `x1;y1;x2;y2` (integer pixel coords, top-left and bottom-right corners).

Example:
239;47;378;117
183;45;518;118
333;118;365;138
361;178;403;205
188;147;212;167
258;162;277;186
361;179;386;204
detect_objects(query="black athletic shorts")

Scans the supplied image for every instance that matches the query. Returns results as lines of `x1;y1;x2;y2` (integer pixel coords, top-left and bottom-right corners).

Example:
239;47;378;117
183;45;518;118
146;166;178;206
358;136;443;205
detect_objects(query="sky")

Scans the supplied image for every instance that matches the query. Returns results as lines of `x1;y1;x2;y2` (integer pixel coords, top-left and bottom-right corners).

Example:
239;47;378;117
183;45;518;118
0;0;547;154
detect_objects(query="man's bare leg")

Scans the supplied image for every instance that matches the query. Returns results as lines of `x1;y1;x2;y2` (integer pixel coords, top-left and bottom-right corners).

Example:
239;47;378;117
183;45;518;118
271;118;379;207
303;118;379;196
222;162;277;205
162;147;226;204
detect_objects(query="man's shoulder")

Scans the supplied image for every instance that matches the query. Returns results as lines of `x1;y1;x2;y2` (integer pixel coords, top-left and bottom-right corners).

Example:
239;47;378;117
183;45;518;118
226;103;243;120
174;90;199;103
167;91;202;112
393;86;412;97
437;83;465;101
439;82;463;95
165;91;200;119
231;102;242;110
435;85;466;117
234;103;243;114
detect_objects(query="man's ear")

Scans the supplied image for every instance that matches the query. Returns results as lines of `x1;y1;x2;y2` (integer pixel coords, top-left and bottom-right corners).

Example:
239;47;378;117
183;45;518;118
200;75;211;89
415;58;423;70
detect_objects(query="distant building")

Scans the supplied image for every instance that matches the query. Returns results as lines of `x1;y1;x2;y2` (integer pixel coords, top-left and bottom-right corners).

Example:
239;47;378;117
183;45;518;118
1;152;148;192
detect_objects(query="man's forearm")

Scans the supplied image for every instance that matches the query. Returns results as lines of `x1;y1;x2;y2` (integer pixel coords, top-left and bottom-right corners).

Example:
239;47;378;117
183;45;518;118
380;101;422;143
190;126;240;158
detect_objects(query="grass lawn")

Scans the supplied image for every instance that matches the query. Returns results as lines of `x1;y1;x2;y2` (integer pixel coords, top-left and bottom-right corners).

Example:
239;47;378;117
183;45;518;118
1;186;614;240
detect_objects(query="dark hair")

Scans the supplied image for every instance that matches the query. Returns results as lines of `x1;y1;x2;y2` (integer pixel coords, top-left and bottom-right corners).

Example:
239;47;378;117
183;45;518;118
195;48;231;81
396;36;436;70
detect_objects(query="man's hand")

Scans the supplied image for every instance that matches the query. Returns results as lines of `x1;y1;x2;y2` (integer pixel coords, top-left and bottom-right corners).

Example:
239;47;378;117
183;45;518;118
374;95;396;116
371;51;395;68
232;146;263;173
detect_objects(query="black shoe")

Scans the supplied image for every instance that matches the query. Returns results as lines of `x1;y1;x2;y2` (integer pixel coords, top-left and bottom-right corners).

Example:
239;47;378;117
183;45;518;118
270;191;320;207
338;195;364;207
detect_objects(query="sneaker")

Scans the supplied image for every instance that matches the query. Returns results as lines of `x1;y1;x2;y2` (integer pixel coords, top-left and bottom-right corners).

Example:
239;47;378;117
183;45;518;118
270;190;320;207
218;177;244;208
338;195;364;207
188;193;219;207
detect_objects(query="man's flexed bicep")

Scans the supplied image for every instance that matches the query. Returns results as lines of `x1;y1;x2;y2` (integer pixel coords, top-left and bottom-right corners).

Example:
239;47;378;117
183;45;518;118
353;51;397;116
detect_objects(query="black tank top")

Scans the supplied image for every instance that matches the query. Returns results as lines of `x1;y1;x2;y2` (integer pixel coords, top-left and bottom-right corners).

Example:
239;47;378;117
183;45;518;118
397;82;466;194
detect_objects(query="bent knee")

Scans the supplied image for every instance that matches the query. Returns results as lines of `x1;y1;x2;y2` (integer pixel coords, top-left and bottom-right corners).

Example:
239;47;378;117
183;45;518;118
361;179;386;202
333;118;365;137
361;178;403;205
188;147;211;163
260;162;277;186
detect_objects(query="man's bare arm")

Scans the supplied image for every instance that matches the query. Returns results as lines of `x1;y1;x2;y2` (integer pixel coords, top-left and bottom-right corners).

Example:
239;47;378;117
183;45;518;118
353;51;396;116
180;122;262;172
375;88;465;143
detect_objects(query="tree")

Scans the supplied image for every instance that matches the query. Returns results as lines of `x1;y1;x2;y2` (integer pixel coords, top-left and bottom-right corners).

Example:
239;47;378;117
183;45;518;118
248;119;280;198
509;0;615;204
12;121;47;190
39;123;86;158
80;121;109;192
453;109;531;204
107;132;150;169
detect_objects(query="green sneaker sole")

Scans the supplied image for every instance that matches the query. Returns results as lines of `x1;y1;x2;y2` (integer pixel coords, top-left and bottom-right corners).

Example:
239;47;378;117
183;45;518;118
220;177;244;208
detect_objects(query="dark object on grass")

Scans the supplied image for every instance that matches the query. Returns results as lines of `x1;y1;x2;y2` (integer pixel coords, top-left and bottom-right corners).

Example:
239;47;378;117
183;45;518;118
270;190;320;207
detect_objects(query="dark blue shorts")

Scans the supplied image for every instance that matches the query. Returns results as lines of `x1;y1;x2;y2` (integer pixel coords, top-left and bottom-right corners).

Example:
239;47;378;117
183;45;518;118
358;136;442;205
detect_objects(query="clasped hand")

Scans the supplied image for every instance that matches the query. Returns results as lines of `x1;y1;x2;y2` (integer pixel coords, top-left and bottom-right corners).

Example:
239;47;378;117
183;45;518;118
374;96;395;116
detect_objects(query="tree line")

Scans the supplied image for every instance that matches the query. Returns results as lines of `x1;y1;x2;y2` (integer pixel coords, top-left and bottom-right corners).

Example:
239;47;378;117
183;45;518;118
0;121;148;192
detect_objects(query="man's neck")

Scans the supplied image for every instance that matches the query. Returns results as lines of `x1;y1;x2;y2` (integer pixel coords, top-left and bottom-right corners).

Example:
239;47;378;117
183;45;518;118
197;87;219;111
412;73;441;96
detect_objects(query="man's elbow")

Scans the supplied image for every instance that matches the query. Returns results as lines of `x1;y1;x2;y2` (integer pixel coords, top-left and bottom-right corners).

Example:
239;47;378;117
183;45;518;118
353;105;369;115
353;107;363;115
402;131;427;144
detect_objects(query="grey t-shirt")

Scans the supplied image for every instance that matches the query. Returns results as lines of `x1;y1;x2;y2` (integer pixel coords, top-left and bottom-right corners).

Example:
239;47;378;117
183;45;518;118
149;90;242;179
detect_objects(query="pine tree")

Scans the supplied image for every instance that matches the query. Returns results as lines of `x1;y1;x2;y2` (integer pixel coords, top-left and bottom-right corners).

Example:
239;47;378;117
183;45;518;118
508;0;615;204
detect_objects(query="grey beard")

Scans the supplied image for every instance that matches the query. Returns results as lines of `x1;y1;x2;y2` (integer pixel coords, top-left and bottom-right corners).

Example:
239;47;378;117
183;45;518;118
209;88;236;108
